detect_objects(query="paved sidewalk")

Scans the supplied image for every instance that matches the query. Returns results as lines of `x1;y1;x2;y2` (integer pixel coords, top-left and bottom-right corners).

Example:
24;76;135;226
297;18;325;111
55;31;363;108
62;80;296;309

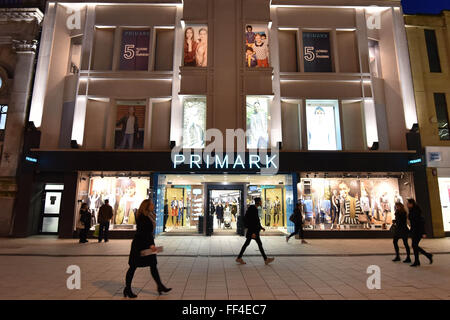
0;236;449;300
0;235;449;257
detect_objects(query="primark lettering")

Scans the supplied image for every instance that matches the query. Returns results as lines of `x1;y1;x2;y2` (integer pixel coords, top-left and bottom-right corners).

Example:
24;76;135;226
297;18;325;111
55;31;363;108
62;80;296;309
172;153;278;170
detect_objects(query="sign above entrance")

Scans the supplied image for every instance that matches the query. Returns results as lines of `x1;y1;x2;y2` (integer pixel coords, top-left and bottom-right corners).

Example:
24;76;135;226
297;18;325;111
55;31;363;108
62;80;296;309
172;152;279;174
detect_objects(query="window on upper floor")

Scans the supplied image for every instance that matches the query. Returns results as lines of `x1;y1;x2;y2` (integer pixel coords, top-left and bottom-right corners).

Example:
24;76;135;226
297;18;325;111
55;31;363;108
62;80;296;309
434;93;449;140
68;35;82;74
368;39;382;79
92;27;115;71
0;104;8;142
278;30;298;72
424;29;442;73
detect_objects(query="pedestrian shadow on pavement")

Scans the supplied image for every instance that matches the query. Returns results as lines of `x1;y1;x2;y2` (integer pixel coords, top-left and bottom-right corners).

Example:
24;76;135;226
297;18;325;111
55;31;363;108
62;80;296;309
92;280;124;295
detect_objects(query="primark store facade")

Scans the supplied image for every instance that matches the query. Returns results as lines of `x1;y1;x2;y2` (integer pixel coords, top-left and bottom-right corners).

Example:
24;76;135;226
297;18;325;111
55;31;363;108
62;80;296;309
9;0;432;238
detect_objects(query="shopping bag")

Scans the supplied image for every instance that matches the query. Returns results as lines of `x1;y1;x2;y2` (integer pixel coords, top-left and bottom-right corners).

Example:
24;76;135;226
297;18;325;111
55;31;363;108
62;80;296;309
93;224;99;238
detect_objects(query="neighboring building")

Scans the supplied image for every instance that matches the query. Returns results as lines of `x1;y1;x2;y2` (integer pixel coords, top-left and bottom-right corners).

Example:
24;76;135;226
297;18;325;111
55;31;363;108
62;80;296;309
405;11;450;237
0;7;43;236
13;0;427;239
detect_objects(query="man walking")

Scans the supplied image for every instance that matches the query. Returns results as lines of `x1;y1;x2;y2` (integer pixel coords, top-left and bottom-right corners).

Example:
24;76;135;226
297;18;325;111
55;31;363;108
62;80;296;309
236;197;274;265
98;199;114;242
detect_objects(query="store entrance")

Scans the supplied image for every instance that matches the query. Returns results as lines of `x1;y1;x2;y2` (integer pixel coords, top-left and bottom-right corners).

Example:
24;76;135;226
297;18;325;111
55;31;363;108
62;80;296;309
207;185;245;235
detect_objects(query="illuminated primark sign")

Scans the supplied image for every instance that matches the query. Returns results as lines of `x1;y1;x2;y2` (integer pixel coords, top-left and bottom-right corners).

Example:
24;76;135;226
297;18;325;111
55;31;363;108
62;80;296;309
172;153;278;170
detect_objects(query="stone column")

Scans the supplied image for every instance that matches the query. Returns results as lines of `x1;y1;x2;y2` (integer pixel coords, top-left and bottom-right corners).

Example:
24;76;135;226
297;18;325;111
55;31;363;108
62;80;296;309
0;41;37;236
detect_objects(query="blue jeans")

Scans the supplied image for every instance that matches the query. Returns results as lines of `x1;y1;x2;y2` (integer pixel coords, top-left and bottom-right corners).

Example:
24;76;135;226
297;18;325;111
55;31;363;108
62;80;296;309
98;222;110;242
120;133;134;149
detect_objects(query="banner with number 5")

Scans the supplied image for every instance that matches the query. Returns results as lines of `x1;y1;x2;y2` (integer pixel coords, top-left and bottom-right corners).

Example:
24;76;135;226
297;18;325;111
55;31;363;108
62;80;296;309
120;30;150;70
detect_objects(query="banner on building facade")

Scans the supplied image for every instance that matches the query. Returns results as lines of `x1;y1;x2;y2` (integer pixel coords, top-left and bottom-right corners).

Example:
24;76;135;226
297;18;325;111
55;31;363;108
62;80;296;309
303;31;332;72
183;25;208;67
120;30;150;70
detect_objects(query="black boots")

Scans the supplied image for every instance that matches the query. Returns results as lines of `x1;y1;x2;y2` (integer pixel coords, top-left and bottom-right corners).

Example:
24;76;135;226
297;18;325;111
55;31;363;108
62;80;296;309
157;285;172;295
403;257;411;263
427;253;433;264
392;256;400;262
123;287;137;298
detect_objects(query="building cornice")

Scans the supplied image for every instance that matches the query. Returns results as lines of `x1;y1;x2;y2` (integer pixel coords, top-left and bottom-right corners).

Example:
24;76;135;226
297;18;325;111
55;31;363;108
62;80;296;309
0;8;44;25
271;0;401;7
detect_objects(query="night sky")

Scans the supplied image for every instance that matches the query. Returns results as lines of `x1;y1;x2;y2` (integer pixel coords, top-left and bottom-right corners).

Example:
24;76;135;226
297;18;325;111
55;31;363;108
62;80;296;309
402;0;450;14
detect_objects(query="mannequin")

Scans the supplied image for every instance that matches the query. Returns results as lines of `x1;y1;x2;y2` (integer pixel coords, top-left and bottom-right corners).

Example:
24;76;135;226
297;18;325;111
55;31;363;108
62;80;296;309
273;196;281;226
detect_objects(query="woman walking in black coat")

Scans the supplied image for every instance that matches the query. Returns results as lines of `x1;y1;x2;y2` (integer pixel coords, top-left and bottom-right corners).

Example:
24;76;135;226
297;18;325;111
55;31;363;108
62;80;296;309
406;199;433;267
79;203;91;243
391;202;411;263
286;203;308;244
123;199;171;298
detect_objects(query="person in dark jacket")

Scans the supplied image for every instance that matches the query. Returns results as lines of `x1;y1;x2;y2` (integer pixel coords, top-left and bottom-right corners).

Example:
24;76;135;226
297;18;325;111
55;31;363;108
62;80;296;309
391;202;411;263
116;107;139;149
236;197;274;265
163;199;168;232
79;203;91;243
407;199;433;267
123;199;171;298
216;203;224;229
286;202;308;244
98;199;113;242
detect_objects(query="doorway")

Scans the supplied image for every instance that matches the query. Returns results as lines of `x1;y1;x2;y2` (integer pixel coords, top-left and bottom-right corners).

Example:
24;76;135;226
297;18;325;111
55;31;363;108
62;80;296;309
206;184;245;235
39;184;64;234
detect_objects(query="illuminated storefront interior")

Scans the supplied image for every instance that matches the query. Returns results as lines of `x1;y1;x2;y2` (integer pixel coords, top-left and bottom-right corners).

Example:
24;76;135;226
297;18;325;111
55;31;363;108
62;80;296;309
438;177;450;232
298;172;415;231
156;174;294;235
77;172;151;231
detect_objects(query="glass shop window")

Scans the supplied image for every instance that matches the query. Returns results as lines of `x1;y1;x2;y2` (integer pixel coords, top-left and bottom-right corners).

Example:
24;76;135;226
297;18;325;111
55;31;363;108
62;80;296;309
434;93;450;140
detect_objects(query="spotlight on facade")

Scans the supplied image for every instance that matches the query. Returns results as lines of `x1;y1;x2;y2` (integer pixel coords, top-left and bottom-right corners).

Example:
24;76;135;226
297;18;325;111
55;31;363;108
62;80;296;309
70;140;79;149
370;142;379;150
410;123;419;132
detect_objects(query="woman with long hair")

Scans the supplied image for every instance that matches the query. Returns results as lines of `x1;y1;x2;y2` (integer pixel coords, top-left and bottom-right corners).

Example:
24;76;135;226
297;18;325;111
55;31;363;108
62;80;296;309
406;199;433;267
196;28;208;67
183;27;197;66
79;203;91;243
123;199;171;298
391;202;411;263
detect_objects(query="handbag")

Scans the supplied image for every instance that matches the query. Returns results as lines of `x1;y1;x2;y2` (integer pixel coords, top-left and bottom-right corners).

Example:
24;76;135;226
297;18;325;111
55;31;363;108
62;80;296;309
289;213;296;223
358;214;368;223
389;223;397;233
76;219;85;230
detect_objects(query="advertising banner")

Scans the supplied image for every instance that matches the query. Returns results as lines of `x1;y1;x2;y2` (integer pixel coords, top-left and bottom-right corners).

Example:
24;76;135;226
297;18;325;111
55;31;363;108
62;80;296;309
119;30;150;70
306;100;339;151
303;32;332;72
245;24;269;68
183;25;208;67
246;97;270;149
183;97;206;148
115;101;146;149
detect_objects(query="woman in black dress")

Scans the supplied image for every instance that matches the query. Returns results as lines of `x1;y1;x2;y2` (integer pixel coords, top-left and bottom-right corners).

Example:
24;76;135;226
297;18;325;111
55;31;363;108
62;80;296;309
123;199;171;298
79;203;91;243
391;202;411;263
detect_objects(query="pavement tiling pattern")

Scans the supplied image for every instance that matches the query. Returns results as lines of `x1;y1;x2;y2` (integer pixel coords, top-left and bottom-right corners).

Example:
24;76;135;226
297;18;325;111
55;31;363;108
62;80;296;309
0;236;448;300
